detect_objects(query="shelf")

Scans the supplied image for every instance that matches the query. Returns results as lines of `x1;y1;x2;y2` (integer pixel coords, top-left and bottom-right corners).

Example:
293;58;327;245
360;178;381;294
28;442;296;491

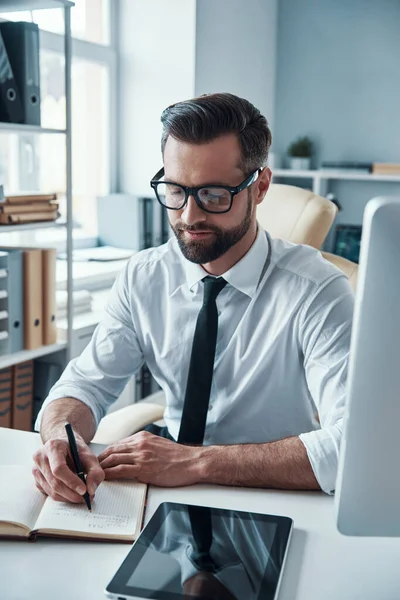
273;169;400;183
0;341;67;369
0;122;66;135
0;219;66;233
0;0;74;10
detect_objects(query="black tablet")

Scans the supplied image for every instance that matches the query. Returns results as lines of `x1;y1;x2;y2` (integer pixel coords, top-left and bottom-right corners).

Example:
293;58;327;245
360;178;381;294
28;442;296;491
105;501;293;600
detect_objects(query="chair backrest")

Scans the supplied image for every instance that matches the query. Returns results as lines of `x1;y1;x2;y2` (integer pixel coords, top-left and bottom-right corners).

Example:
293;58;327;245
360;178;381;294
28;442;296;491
257;183;338;249
321;251;358;292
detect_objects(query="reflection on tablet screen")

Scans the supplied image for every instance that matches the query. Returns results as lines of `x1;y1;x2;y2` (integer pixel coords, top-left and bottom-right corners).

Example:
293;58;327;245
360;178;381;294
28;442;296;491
116;503;292;600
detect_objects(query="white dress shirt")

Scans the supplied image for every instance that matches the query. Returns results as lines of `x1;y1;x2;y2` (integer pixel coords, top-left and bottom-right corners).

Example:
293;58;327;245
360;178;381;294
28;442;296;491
37;226;354;494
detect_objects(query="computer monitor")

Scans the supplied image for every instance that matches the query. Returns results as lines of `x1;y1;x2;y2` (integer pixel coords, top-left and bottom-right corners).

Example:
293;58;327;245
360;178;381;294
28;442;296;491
335;196;400;537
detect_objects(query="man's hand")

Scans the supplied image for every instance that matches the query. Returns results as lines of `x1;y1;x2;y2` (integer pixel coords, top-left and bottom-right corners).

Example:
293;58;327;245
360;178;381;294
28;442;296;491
98;431;203;487
32;434;105;503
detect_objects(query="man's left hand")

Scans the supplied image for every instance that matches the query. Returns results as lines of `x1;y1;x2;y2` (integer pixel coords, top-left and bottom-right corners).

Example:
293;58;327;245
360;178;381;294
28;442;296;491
97;431;205;487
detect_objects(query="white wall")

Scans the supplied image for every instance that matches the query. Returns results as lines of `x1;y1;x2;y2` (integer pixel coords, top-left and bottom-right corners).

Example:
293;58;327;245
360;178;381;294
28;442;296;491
195;0;278;133
118;0;279;195
119;0;196;196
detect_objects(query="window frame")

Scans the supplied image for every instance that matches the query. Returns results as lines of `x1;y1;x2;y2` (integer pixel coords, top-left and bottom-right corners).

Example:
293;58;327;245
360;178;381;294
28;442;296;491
39;0;118;194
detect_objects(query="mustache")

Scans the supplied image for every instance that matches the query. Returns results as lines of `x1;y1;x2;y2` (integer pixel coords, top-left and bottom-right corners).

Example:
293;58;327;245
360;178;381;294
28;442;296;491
176;223;220;234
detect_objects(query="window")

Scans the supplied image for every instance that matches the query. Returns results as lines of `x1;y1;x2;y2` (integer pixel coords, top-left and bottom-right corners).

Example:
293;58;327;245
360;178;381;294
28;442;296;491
0;0;116;243
2;0;111;45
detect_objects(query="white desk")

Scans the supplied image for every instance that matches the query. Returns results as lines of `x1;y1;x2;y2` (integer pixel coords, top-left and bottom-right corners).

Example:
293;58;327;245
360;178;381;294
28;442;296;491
1;427;400;600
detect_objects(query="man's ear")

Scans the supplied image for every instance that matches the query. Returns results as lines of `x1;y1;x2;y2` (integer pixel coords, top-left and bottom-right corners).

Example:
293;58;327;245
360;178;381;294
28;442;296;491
255;167;272;206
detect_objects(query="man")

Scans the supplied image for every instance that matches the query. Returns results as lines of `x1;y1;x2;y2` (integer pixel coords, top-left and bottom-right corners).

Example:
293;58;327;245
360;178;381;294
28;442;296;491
33;93;354;504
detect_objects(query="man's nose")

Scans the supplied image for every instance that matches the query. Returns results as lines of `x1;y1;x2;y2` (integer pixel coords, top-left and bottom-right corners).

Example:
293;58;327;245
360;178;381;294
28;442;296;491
181;194;207;226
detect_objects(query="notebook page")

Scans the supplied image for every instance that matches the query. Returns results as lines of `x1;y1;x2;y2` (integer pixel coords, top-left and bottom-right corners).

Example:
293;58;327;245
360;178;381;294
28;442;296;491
0;466;46;532
35;480;147;538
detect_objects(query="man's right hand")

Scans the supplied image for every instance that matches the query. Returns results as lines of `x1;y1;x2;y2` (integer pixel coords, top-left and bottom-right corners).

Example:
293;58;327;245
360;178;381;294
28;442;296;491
32;435;105;503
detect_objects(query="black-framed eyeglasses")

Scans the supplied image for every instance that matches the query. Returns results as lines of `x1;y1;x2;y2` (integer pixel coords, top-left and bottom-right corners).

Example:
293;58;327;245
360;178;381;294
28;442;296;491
150;167;260;214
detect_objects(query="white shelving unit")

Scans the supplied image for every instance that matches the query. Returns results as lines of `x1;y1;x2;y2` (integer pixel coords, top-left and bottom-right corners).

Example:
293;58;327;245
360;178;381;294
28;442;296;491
0;122;66;134
0;342;67;370
272;168;400;196
0;0;74;368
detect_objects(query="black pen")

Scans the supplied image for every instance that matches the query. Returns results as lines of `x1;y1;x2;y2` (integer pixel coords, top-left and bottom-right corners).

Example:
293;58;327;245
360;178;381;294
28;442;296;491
65;422;92;511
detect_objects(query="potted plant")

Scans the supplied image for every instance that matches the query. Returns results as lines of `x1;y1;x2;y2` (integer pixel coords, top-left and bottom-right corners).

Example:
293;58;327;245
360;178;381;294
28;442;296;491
287;136;313;170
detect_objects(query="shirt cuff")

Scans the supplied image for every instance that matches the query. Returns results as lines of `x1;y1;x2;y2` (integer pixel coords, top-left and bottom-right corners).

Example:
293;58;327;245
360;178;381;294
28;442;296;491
34;384;105;432
299;421;342;495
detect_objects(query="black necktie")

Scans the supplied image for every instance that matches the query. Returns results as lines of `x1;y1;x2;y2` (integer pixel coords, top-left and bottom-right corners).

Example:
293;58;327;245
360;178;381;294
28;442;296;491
178;276;227;445
188;505;217;572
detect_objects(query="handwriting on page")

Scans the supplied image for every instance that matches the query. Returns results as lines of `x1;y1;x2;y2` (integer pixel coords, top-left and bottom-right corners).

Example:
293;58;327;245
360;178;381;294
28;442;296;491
50;504;130;530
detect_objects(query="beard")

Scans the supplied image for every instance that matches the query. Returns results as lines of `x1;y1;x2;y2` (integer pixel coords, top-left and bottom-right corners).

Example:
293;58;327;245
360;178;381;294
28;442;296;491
170;193;253;264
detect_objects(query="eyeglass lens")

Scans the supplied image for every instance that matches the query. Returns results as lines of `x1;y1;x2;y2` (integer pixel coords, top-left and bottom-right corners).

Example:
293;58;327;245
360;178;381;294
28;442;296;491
155;183;231;212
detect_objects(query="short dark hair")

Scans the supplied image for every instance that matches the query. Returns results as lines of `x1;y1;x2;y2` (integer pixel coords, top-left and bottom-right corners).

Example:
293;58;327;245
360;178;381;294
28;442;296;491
160;92;272;174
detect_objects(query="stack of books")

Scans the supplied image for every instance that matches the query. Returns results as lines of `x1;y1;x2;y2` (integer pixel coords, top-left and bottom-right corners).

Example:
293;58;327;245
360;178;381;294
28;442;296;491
0;192;59;225
56;289;93;319
371;163;400;175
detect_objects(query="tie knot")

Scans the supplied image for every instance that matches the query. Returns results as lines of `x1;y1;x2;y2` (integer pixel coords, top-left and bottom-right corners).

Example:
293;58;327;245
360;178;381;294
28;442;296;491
202;276;227;303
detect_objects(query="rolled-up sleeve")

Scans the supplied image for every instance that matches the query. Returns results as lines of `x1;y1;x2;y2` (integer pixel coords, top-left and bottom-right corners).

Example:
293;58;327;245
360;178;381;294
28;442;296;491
298;274;354;494
35;260;144;430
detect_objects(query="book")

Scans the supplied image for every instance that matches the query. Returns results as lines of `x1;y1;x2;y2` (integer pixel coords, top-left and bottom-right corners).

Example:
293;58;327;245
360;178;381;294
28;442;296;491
0;465;147;542
372;163;400;175
0;193;57;204
0;210;58;224
0;202;58;214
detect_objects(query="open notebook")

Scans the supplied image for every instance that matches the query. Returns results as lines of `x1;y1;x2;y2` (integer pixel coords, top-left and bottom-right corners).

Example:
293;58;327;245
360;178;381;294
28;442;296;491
0;466;147;542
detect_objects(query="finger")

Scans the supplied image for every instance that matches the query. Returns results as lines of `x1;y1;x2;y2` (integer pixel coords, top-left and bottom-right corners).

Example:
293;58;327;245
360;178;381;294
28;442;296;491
34;479;46;496
46;444;87;495
99;452;137;470
40;458;85;503
80;453;105;495
98;443;136;462
34;468;81;503
103;464;141;480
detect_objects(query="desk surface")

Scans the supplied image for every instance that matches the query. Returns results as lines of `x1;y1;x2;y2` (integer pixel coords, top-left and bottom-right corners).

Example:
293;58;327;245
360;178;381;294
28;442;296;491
1;427;400;600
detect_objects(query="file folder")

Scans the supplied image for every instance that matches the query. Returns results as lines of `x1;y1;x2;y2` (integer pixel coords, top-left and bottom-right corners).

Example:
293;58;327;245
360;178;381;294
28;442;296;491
42;248;57;345
0;249;24;354
152;198;163;247
0;29;24;124
0;366;12;428
11;361;34;431
23;249;43;350
0;21;41;126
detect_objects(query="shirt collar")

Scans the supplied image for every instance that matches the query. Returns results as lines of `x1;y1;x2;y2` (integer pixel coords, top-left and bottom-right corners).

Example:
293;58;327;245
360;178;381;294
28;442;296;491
181;224;269;299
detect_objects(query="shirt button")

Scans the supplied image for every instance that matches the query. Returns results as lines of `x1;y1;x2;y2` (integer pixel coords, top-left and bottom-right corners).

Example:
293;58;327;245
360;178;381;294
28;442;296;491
208;403;213;411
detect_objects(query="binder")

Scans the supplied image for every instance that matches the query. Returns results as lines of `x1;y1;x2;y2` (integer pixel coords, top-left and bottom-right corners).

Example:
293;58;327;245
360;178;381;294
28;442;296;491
23;249;43;350
0;366;12;428
143;197;153;249
42;248;57;345
0;21;41;126
161;204;170;243
11;361;34;431
0;249;24;354
152;198;163;247
0;29;24;124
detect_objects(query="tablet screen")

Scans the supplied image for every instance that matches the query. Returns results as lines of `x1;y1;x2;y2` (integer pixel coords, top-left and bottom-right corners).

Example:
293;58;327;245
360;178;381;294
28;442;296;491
106;502;293;600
